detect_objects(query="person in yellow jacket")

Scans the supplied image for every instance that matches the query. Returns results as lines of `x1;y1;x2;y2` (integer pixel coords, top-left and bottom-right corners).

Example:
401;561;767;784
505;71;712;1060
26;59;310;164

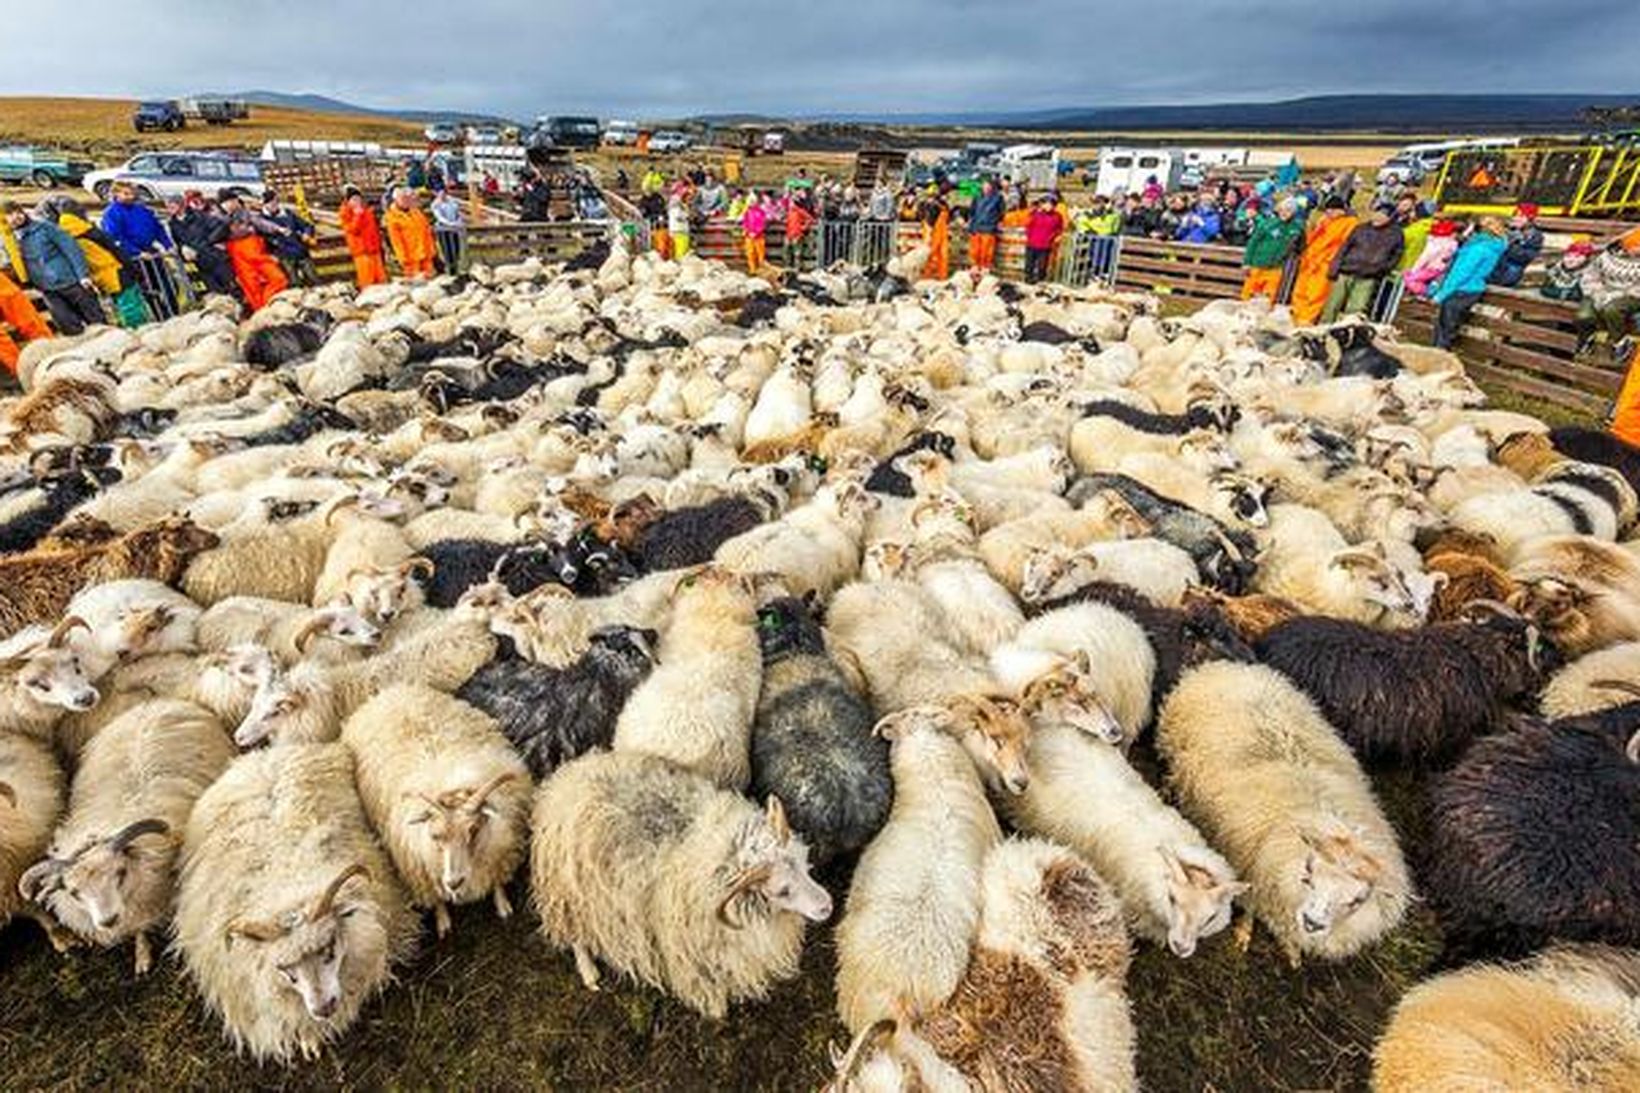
383;187;437;279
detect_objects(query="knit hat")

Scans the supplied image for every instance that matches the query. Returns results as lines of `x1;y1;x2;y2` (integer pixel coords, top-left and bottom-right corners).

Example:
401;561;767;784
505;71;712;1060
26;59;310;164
1431;219;1459;237
1515;202;1540;220
1323;195;1348;211
1564;240;1597;258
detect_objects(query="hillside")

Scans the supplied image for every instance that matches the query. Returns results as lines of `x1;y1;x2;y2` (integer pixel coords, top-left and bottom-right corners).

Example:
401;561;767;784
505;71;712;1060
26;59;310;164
0;97;425;160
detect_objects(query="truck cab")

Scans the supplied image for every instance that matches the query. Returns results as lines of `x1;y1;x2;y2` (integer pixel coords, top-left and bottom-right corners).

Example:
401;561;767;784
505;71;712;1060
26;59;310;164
133;100;184;133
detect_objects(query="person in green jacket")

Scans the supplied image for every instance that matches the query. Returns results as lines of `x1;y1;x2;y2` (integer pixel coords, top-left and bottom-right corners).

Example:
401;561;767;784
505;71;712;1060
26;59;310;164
1241;197;1304;301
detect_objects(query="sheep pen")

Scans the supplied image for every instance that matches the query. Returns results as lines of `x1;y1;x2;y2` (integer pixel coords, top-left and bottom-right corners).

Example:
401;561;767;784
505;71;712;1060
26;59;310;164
5;232;1634;1092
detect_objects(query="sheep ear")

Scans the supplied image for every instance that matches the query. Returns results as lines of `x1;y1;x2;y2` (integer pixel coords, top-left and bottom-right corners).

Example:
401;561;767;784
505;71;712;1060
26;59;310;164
1071;649;1092;675
765;796;791;843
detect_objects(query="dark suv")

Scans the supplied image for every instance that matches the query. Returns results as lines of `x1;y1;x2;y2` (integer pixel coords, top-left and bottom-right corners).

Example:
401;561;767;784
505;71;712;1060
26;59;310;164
133;101;184;133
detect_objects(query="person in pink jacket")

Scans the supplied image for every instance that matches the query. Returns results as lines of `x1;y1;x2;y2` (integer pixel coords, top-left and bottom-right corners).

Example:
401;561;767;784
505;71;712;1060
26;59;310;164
1403;218;1460;298
741;193;769;273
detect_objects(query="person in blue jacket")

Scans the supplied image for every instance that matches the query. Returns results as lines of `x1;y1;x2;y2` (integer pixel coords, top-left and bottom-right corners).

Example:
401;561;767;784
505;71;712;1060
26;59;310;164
99;182;173;260
1486;202;1544;288
1430;217;1508;349
3;201;103;334
1176;194;1221;244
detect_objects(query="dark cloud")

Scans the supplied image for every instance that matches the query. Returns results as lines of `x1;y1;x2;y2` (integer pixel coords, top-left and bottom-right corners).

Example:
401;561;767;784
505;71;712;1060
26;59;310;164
1;0;1635;117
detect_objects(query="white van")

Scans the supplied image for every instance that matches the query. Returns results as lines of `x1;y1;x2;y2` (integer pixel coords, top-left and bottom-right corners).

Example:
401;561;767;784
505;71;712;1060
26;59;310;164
604;120;640;146
1095;148;1182;197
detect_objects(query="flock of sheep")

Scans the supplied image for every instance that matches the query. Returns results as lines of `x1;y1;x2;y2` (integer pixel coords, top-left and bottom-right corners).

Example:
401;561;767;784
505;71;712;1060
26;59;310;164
1;233;1638;1089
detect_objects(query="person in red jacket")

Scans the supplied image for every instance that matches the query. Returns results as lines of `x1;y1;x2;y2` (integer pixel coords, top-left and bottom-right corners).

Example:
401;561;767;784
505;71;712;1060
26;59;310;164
1024;195;1065;283
339;186;387;288
784;192;815;269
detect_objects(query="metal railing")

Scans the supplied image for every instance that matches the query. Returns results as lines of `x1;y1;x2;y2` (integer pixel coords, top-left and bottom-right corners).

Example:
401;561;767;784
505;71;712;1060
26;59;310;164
130;253;197;321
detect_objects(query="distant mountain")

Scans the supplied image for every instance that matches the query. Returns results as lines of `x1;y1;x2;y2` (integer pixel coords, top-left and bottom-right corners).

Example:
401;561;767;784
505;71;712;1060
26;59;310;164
793;94;1640;132
204;90;518;127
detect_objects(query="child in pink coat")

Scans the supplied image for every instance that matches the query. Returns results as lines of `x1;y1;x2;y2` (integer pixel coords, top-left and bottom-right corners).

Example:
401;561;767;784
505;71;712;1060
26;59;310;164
1403;219;1460;297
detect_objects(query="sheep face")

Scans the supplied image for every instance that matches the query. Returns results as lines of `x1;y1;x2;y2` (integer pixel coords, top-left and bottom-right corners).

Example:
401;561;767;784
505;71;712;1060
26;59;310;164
1160;847;1246;958
720;797;833;927
235;668;330;749
403;773;521;901
1210;473;1271;530
3;622;100;712
947;694;1033;796
22;819;172;944
300;605;382;652
1295;825;1385;941
1020;549;1101;606
1019;656;1124;746
108;604;186;661
861;541;912;581
910;494;977;547
225;864;378;1023
341;560;431;626
1330;547;1420;623
1178;430;1237;474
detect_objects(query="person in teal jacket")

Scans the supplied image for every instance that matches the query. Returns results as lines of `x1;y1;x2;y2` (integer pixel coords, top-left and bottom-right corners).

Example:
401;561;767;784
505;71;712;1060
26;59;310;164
1430;217;1508;349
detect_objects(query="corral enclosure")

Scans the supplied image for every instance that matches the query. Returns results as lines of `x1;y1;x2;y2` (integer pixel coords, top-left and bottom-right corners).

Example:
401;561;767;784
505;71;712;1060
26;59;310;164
1;94;1638;1093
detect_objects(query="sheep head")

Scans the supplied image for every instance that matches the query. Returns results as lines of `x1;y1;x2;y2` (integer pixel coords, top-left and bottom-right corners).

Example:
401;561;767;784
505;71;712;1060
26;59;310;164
946;693;1033;796
1019;654;1125;746
1020;548;1101;606
1328;544;1422;625
20;819;173;943
717;797;832;928
404;771;522;901
294;605;381;654
341;560;431;626
1157;845;1247;958
0;618;99;712
224;863;373;1021
1294;821;1386;942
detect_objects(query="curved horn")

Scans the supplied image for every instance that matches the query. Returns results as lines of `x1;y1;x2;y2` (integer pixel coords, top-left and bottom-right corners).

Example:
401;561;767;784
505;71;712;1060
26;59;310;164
464;770;520;813
1459;599;1524;623
18;858;65;902
292;613;333;653
714;863;772;929
766;796;791;843
224;917;288;945
322;493;361;527
399;557;435;578
108;818;170;852
1629;729;1640;765
1209;527;1246;565
1594;679;1640;703
48;616;89;649
0;781;14;808
309;863;371;921
827;1019;898;1092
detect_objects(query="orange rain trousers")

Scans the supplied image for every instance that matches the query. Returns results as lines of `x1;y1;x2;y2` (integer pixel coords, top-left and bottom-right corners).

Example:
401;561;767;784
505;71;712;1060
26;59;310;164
227;235;289;312
968;231;997;271
0;270;51;373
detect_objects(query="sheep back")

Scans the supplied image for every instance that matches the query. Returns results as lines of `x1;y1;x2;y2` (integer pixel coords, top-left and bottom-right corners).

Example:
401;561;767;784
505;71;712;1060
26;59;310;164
0;731;64;924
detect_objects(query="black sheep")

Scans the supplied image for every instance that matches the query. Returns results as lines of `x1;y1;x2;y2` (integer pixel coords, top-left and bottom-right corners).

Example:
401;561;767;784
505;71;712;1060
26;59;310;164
0;466;121;555
552;526;642;597
1029;579;1255;712
749;596;891;863
632;494;770;572
562;240;610;273
456;624;657;778
238;401;357;448
1067;473;1257;594
418;539;572;607
1549;426;1640;497
865;431;958;497
1017;320;1100;354
109;407;178;438
1078;398;1233;435
734;291;788;328
1328;324;1405;379
1424;701;1640;959
242;320;328;368
1255;610;1560;764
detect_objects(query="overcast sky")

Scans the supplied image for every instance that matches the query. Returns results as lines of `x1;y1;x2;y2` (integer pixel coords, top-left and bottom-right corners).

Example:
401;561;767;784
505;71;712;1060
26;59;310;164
1;0;1635;118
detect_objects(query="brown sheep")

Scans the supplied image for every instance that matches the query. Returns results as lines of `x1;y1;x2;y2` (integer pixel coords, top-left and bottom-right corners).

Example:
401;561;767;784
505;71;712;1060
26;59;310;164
1417;527;1506;568
0;518;220;639
594;495;663;552
1181;588;1304;644
1493;431;1568;483
1425;551;1517;623
0;377;120;451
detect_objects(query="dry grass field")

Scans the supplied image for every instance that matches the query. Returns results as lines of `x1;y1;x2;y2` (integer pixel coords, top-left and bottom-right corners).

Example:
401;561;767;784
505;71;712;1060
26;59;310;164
0;96;426;160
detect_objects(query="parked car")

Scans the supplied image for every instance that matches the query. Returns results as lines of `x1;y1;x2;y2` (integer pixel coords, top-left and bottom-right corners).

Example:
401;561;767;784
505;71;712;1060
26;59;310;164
0;146;97;188
466;125;504;145
425;123;461;144
83;152;263;202
648;130;692;154
133;100;185;133
603;120;641;146
532;116;603;151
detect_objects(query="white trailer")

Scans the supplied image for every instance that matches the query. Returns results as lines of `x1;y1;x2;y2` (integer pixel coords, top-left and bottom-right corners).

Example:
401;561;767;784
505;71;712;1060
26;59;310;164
1095;147;1183;197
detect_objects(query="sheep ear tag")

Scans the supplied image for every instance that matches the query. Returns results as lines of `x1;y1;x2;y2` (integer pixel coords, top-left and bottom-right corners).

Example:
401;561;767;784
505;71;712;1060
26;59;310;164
756;609;783;632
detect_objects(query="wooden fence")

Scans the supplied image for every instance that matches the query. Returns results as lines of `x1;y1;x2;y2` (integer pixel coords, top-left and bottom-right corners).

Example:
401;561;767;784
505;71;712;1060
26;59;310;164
1394;288;1625;415
1111;238;1248;305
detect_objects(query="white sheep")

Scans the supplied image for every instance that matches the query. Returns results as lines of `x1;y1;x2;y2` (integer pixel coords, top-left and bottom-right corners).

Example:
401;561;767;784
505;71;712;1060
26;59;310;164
341;685;531;937
1157;662;1410;963
530;749;831;1018
612;568;762;789
1253;503;1425;627
990;601;1157;746
173;743;420;1062
197;597;381;667
21;699;235;973
1;731;65;940
714;478;877;601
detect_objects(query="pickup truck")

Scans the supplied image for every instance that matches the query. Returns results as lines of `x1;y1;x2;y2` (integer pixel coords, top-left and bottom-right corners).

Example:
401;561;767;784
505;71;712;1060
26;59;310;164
0;146;96;188
133;100;185;132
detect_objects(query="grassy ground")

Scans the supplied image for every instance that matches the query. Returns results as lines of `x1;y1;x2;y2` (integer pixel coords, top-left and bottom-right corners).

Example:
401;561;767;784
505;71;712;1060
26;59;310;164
1;755;1446;1093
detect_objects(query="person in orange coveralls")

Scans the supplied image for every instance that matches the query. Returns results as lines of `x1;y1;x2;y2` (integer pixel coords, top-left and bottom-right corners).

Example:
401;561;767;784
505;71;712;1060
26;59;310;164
384;187;437;279
0;266;50;374
1289;195;1357;324
217;188;289;312
339;186;387;288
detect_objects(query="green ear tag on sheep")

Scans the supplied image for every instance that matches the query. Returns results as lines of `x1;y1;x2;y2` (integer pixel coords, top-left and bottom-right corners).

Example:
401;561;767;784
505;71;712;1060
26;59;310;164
757;610;782;631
